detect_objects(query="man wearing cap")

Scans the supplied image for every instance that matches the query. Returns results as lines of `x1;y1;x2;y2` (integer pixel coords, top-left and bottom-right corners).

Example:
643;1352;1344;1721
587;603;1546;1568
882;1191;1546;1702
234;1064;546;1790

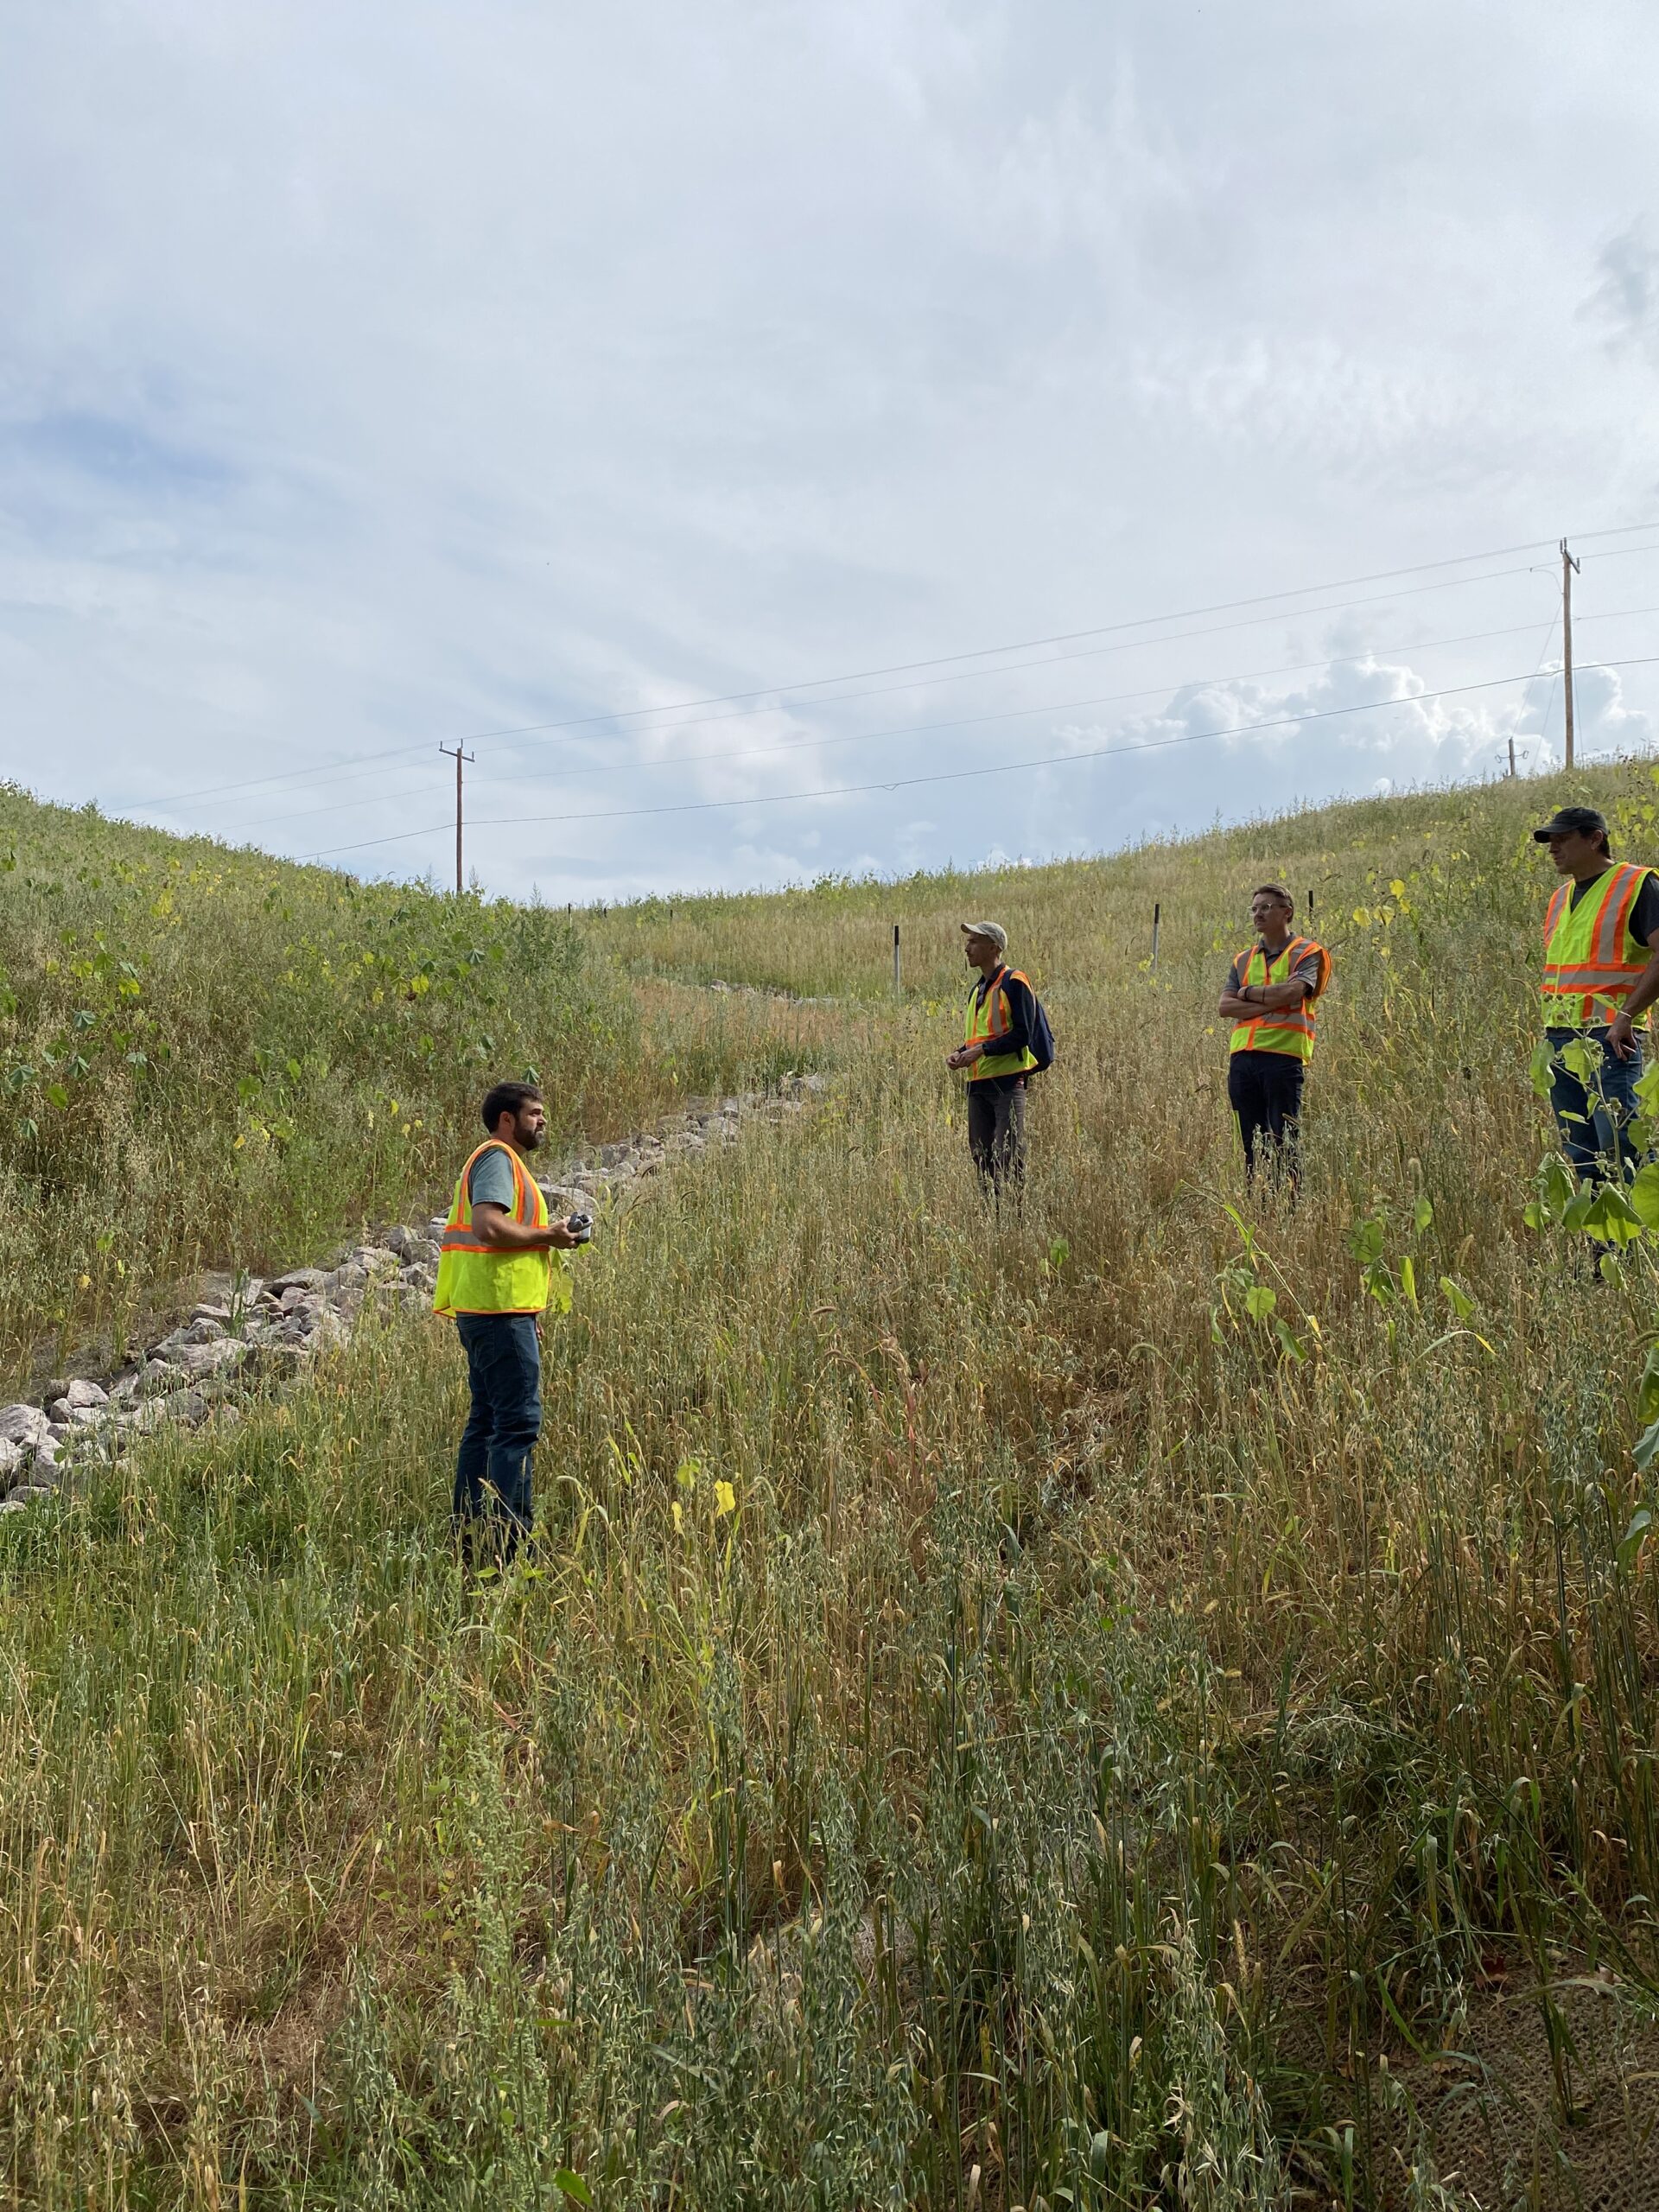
1535;805;1659;1182
946;922;1038;1198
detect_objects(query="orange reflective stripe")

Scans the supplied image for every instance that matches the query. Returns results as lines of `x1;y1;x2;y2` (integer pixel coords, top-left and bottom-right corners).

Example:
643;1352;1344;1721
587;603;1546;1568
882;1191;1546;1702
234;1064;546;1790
978;966;1030;1039
437;1138;543;1255
434;1136;553;1317
1541;868;1654;1027
1545;964;1647;985
1601;865;1645;963
1230;938;1325;1060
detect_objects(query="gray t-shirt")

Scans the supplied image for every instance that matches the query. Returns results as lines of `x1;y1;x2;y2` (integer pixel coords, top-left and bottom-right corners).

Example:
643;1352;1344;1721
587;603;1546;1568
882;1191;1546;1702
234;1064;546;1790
1225;940;1324;997
467;1145;518;1215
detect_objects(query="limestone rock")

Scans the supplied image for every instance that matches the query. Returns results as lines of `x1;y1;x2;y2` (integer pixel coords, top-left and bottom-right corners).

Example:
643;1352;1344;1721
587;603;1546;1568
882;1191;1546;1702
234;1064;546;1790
154;1316;226;1355
53;1399;109;1430
537;1185;588;1214
118;1399;172;1433
0;1404;50;1451
267;1267;328;1296
64;1378;107;1409
174;1338;245;1380
0;1438;22;1482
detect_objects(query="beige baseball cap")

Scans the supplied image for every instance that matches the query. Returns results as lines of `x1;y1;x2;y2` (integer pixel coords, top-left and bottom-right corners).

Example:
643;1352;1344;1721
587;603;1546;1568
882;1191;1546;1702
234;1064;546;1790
960;920;1007;950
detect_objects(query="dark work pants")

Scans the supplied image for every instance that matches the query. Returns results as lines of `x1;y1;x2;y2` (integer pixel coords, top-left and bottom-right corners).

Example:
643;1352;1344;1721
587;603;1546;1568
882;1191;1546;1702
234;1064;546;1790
1228;1050;1304;1188
1545;1025;1646;1184
968;1076;1027;1201
454;1312;541;1559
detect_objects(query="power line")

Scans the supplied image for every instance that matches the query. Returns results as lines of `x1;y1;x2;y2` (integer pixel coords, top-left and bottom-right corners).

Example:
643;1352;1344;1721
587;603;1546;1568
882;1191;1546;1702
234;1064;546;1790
174;556;1548;825
207;596;1579;838
302;654;1659;862
225;600;1659;838
119;524;1659;817
416;527;1659;742
1499;610;1562;776
429;564;1552;770
459;601;1659;798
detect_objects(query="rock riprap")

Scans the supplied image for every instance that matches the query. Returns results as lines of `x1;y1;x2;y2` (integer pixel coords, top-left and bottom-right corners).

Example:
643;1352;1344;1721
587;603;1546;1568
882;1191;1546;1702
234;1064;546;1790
0;1077;826;1518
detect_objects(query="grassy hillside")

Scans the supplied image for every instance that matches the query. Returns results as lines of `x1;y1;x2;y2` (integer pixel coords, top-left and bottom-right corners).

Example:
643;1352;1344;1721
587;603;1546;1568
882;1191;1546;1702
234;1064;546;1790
0;787;836;1387
8;761;1659;2205
584;756;1659;1012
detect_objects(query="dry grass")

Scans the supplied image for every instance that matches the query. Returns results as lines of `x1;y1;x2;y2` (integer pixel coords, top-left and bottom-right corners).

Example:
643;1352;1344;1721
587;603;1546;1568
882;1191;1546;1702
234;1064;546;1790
6;761;1659;2203
0;786;842;1389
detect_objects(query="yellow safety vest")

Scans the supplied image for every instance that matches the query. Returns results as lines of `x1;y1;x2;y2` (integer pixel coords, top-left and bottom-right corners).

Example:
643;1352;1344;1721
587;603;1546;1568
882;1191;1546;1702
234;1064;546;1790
965;966;1039;1080
1541;863;1655;1028
433;1139;558;1317
1229;937;1328;1063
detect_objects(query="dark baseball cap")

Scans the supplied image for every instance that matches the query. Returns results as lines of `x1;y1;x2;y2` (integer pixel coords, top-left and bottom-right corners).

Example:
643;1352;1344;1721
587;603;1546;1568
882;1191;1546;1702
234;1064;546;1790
1531;805;1609;842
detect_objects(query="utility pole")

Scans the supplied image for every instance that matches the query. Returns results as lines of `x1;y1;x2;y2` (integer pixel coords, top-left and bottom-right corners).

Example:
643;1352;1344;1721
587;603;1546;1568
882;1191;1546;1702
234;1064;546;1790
1508;735;1516;779
439;743;474;895
1560;539;1581;770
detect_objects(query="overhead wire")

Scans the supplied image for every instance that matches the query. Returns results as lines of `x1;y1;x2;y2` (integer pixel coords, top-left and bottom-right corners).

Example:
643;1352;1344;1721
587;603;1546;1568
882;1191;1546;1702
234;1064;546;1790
409;524;1659;742
209;595;1575;837
120;523;1659;817
301;654;1659;861
462;601;1659;799
164;557;1548;825
223;600;1659;841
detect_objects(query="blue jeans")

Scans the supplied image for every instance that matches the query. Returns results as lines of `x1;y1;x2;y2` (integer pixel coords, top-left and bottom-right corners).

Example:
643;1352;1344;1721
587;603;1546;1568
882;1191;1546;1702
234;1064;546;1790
1546;1026;1646;1184
454;1313;541;1554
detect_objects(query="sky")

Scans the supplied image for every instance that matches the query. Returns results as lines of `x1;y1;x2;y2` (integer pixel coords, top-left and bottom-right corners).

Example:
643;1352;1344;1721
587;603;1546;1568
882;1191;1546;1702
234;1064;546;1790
3;0;1659;904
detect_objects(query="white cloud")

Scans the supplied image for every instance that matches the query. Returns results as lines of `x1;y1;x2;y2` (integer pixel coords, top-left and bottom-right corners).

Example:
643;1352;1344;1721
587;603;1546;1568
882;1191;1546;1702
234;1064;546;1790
2;1;1658;899
1589;219;1659;356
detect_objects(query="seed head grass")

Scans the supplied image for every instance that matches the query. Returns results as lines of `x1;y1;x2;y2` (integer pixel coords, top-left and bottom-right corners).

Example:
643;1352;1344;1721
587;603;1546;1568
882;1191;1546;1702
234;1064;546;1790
6;762;1659;2202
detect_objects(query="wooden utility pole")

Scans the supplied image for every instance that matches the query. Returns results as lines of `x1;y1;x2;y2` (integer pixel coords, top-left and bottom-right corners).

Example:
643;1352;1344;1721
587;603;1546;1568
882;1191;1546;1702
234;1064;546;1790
439;744;474;894
1560;539;1581;769
892;923;901;995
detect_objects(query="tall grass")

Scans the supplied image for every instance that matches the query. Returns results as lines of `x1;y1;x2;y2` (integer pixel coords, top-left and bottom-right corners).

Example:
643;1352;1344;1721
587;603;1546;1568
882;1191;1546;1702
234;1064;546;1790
0;788;842;1387
6;763;1659;2202
582;757;1659;1017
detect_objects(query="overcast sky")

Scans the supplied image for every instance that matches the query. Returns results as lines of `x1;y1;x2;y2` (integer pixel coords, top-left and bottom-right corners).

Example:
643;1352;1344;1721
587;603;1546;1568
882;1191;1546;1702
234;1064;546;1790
3;1;1658;903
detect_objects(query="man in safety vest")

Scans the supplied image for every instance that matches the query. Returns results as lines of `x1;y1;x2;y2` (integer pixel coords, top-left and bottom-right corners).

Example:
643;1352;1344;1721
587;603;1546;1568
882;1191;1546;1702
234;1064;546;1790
1534;804;1659;1183
945;920;1039;1199
1217;886;1331;1192
433;1080;585;1562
